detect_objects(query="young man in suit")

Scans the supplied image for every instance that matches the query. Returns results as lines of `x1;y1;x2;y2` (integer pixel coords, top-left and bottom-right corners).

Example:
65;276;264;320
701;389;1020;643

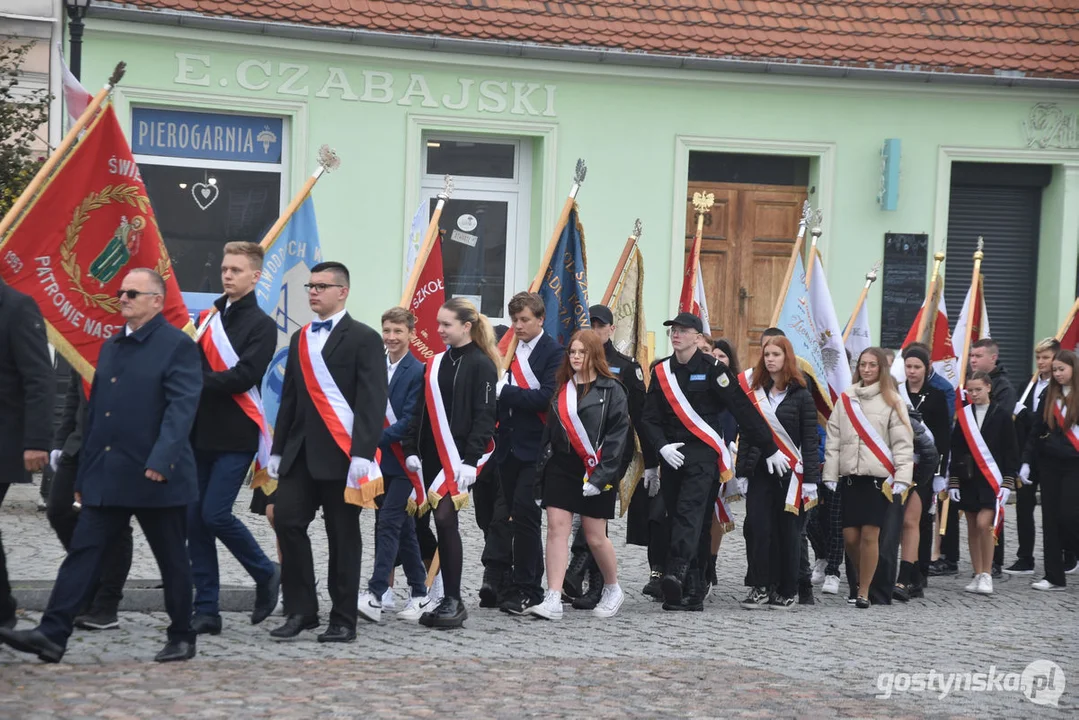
189;242;280;635
492;292;563;615
356;307;431;623
0;269;203;663
267;262;387;643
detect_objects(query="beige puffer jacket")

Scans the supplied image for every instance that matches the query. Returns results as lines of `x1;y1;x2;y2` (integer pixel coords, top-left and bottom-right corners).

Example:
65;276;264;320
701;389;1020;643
823;381;914;487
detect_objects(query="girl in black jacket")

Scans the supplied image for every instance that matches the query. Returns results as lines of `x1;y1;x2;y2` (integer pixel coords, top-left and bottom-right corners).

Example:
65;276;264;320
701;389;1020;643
530;330;630;620
403;299;499;629
739;336;819;609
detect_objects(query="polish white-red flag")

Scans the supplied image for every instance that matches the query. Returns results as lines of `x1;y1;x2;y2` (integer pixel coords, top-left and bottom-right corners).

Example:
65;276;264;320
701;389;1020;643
952;277;991;365
57;43;92;126
890;294;958;389
678;235;710;334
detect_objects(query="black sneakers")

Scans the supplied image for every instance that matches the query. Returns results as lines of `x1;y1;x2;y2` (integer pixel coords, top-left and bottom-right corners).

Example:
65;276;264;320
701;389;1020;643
740;586;770;609
1004;559;1035;575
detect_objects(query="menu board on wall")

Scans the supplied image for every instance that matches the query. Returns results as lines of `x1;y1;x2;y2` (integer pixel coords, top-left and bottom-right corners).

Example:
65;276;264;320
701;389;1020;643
880;233;929;349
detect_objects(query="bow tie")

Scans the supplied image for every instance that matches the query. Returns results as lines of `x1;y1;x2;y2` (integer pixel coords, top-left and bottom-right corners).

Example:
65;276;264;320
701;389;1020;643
312;320;333;333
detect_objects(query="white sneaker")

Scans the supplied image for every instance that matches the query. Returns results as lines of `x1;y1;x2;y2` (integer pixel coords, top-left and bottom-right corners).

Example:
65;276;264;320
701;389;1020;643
429;573;444;605
593;584;625;618
274;592;285;617
1066;561;1079;575
397;594;434;621
821;575;840;594
811;559;828;585
381;588;397;610
1032;579;1066;592
528;590;563;620
357;591;382;622
964;575;980;593
976;573;993;595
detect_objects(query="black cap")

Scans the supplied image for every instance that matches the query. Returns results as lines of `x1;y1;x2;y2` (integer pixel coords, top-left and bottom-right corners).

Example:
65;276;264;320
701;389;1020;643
589;304;613;326
663;312;703;334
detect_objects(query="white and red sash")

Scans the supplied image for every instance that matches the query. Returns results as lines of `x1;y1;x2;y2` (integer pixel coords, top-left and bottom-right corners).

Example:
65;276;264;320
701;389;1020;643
556;380;607;488
385;400;427;515
714;463;739;531
425;352;495;509
654;360;733;482
198;310;272;489
737;373;809;514
840;392;901;502
1052;398;1079;454
509;351;547;424
297;324;382;506
956;400;1006;537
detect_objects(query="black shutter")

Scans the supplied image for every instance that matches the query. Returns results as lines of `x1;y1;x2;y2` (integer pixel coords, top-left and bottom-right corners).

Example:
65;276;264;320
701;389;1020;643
945;184;1041;380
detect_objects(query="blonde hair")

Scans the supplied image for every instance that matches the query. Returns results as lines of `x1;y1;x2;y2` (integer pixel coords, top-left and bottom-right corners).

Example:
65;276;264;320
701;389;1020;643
442;298;500;369
858;347;911;430
222;241;265;270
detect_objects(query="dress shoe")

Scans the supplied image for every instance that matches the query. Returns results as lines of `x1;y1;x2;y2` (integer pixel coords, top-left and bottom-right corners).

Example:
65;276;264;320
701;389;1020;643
0;628;64;663
927;559;958;577
252;562;282;625
74;610;119;630
316;624;356;643
269;614;319;640
154;639;196;662
191;614;222;636
420;596;468;629
478;567;502;608
855;597;871;609
892;583;911;603
660;563;687;607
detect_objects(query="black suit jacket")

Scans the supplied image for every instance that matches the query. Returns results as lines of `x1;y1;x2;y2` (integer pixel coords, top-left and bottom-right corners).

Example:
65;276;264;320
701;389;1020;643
192;291;277;453
0;281;53;482
53;372;88;459
496;332;563;463
272;313;387;481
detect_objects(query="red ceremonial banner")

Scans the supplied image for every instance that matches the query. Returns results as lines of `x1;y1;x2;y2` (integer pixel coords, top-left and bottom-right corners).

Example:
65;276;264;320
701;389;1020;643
1061;311;1079;354
408;233;446;362
0;105;190;380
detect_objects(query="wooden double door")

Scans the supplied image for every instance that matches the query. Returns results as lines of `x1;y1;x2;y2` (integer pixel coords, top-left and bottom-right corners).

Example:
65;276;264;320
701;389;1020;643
685;182;808;368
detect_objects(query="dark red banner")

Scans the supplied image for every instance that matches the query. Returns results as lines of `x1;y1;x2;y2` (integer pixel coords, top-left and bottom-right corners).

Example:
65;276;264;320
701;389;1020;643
408;234;446;362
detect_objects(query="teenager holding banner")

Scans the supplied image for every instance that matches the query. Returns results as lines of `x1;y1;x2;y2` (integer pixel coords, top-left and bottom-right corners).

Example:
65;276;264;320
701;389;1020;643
403;298;499;629
529;330;630;620
947;371;1019;595
1022;350;1079;591
823;347;913;609
267;262;387;643
190;242;280;636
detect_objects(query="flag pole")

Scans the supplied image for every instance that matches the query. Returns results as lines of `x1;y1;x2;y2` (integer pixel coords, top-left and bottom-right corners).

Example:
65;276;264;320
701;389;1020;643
502;159;587;368
956;238;985;388
770;200;813;327
842;261;880;343
0;62;126;244
1018;295;1079;406
804;210;824;291
917;252;947;346
400;176;455;307
601;219;641;306
682;192;714;312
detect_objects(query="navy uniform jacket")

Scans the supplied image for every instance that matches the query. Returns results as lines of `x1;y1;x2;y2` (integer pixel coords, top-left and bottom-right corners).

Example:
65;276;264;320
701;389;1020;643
380;351;424;478
496;332;563;463
77;313;202;508
0;281;53;483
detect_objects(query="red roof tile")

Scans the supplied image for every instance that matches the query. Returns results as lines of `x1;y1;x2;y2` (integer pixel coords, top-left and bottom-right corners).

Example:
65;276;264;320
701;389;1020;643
111;1;1079;80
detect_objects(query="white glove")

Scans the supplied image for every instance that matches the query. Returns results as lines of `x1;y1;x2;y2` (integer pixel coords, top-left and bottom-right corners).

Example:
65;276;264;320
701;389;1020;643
268;454;282;479
643;467;660;497
1014;400;1026;417
891;481;910;497
49;449;62;472
496;375;509;398
932;475;947;494
405;455;423;474
457;464;477;492
802;483;818;503
765;450;791;476
583;483;601;497
347;457;372;484
1019;464;1032;485
824;480;837;492
735;476;749;496
659;442;686;470
998;487;1011;506
948;487;961;503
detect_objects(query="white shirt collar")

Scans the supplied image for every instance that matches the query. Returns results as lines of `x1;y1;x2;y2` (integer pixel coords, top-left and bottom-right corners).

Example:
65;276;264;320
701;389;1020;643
518;329;544;353
315;308;348;329
387;352;405;373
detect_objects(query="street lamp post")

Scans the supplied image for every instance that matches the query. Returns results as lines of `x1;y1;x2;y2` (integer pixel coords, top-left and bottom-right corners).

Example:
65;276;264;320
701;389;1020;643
64;0;92;81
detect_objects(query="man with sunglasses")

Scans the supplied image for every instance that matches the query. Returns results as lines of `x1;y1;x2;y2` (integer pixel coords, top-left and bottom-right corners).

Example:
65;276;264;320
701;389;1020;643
267;262;387;644
0;268;203;663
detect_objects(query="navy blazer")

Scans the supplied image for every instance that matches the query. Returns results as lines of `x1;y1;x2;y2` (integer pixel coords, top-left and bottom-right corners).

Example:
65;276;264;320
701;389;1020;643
379;351;424;478
496;332;563;463
77;313;202;508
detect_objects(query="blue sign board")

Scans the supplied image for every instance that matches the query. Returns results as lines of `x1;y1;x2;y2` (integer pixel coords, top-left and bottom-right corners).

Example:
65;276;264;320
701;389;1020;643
131;108;283;164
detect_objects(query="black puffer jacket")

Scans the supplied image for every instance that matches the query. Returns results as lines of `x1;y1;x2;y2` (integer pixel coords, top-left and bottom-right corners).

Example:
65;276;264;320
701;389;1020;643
735;380;819;486
908;407;940;487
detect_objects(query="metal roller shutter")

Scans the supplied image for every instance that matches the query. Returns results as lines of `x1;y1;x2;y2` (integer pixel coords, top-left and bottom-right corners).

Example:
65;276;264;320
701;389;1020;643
945;184;1041;380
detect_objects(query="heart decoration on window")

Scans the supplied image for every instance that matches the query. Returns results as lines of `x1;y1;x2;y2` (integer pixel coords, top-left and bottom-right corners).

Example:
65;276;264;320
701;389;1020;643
191;182;219;211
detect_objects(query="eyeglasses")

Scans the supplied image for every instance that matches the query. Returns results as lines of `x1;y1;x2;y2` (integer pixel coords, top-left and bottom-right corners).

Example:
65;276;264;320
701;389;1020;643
116;289;161;300
304;283;345;293
667;327;699;337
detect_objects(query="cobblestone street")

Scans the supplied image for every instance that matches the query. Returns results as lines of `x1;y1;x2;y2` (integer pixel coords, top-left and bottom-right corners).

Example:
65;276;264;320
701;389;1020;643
2;481;1076;718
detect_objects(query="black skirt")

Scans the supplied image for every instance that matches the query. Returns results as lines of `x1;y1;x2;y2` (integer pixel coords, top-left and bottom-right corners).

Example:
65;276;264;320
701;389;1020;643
958;475;997;512
542;449;616;520
841;475;892;528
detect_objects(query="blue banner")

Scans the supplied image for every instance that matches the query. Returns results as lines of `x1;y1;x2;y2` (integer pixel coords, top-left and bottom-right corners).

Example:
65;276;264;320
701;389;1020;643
538;205;590;346
131;108;283;164
256;198;322;426
775;253;833;411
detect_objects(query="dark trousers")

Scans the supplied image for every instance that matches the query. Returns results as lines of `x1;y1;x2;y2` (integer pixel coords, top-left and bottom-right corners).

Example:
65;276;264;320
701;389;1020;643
745;473;801;597
189;450;275;616
46;457;133;615
696;480;721;576
275;455;361;630
869;495;904;604
0;484;14;622
38;505;193;648
369;474;426;598
498;455;543;600
1040;456;1079;587
661;457;719;572
1016;476;1038;563
806;485;844;576
474;465;512;573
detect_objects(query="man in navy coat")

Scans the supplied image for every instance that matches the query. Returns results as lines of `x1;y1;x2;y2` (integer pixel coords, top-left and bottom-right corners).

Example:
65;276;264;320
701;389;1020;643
0;268;202;663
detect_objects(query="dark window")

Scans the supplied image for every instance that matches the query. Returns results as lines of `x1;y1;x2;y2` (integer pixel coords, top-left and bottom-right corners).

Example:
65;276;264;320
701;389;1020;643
430;197;507;318
426;140;515;179
689;152;810;186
